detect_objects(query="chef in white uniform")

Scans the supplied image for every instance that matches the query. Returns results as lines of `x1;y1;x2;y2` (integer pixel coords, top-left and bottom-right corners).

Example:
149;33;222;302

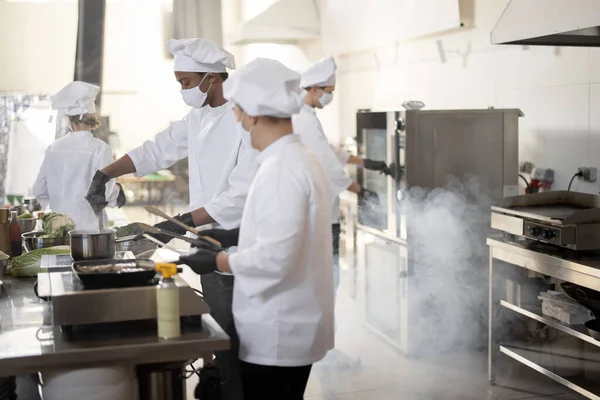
294;56;388;370
33;81;123;230
84;38;256;399
178;58;334;399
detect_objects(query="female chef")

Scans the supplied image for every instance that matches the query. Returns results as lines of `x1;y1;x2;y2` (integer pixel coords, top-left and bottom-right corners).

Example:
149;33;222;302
179;58;335;399
33;81;124;230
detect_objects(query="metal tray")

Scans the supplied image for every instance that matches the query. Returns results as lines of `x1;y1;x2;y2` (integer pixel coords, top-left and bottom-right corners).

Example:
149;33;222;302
72;259;156;289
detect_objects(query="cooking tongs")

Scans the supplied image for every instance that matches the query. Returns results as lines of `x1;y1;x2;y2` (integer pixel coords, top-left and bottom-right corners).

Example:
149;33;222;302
136;223;225;252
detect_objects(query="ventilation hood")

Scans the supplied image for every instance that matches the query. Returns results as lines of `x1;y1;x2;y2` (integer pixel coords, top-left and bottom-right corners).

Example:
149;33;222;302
227;0;319;45
492;0;600;47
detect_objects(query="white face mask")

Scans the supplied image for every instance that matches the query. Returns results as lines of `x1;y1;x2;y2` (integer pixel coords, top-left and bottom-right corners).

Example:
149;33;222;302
180;75;211;108
237;111;256;148
319;91;333;107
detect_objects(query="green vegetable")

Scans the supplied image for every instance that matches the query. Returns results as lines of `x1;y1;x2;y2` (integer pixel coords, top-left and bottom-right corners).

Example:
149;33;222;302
0;251;8;260
10;246;71;277
115;223;143;238
41;212;75;238
17;213;33;220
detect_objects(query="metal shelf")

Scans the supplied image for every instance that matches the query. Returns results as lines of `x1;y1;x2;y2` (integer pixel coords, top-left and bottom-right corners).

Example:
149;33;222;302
500;341;600;400
500;300;600;347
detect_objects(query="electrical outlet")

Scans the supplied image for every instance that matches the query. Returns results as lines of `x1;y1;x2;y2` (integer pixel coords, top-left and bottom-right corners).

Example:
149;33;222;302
577;167;598;182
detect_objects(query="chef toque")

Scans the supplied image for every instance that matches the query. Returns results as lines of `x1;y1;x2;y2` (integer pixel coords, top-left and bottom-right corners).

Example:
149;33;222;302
300;56;336;88
51;81;100;118
223;58;305;118
167;38;236;73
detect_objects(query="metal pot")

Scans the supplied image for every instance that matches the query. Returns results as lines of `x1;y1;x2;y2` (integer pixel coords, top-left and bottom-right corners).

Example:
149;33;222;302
69;229;116;261
23;197;41;212
0;259;8;279
22;231;69;252
17;218;36;234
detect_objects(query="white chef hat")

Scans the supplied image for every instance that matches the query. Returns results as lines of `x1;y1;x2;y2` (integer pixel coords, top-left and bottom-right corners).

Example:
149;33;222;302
300;56;337;88
51;81;100;117
223;58;305;118
167;38;236;73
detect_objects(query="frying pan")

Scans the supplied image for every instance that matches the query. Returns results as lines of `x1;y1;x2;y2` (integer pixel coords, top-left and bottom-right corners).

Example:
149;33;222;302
72;259;157;289
585;319;600;341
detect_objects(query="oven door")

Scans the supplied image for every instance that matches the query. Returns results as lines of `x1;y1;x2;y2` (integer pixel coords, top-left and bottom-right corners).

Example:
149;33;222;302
356;111;400;235
356;227;408;353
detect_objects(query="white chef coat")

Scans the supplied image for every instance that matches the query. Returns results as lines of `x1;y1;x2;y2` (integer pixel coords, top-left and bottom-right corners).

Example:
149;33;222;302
229;134;334;367
293;105;351;224
127;102;256;230
32;131;119;230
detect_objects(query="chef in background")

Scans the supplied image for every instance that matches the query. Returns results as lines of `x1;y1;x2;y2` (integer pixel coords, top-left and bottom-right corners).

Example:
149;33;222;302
33;81;124;230
293;56;384;369
85;38;256;399
179;58;334;399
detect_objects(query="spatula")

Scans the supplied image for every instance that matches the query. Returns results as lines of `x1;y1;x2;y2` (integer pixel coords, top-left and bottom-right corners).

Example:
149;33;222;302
143;206;222;248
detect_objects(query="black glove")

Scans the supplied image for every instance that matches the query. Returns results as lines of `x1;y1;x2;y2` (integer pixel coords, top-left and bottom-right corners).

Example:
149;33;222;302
359;188;380;205
193;228;239;249
364;159;390;175
116;183;126;208
179;249;218;275
85;170;111;214
152;212;194;245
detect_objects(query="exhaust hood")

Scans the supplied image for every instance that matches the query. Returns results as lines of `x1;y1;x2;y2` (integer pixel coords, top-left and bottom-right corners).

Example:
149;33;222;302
227;0;319;45
491;0;600;47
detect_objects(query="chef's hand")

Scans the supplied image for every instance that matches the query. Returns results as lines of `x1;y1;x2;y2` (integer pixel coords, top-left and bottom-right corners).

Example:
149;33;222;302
179;249;218;275
116;183;126;208
359;188;379;205
363;159;390;175
193;228;240;248
85;170;111;214
151;212;194;245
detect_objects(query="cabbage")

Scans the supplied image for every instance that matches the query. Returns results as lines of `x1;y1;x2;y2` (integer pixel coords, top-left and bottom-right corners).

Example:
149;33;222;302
10;246;71;277
0;251;8;260
41;213;75;238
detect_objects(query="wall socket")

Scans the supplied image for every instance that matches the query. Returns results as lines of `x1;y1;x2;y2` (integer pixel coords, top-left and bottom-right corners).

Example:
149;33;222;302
577;167;597;182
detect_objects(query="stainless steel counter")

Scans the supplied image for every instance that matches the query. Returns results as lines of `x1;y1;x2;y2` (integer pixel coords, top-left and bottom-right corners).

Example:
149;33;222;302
0;276;229;377
488;236;600;400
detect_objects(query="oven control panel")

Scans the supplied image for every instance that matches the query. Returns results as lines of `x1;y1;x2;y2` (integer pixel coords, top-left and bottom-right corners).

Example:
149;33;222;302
523;221;573;245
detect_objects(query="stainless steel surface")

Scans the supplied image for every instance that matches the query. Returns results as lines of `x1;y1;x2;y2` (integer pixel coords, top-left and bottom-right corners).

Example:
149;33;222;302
69;229;116;261
17;218;36;234
37;255;209;326
0;275;228;378
22;231;69;252
488;237;600;399
115;238;157;258
491;0;600;47
96;211;104;230
499;344;600;400
0;259;7;279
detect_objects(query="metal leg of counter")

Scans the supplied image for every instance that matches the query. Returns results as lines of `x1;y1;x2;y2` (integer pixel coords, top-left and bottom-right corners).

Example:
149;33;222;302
488;249;497;385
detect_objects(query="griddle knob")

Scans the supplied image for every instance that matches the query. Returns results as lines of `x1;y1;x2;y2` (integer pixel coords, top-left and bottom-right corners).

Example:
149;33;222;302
528;226;542;237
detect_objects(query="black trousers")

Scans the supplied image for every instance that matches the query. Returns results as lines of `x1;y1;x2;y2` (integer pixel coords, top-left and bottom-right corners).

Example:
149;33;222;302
201;273;243;400
240;362;312;400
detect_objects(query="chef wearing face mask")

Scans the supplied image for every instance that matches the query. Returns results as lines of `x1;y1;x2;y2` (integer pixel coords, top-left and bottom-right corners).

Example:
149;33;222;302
33;81;124;230
85;38;257;399
178;58;334;399
293;56;389;370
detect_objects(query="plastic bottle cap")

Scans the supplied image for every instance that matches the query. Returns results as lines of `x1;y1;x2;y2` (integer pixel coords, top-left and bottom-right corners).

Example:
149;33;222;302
155;263;177;279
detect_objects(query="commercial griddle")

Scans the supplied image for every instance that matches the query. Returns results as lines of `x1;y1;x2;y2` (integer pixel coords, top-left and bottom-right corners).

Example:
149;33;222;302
37;254;210;328
491;191;600;251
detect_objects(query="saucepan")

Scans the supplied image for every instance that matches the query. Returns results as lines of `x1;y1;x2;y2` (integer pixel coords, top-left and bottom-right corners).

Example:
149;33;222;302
69;229;116;261
22;231;70;252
